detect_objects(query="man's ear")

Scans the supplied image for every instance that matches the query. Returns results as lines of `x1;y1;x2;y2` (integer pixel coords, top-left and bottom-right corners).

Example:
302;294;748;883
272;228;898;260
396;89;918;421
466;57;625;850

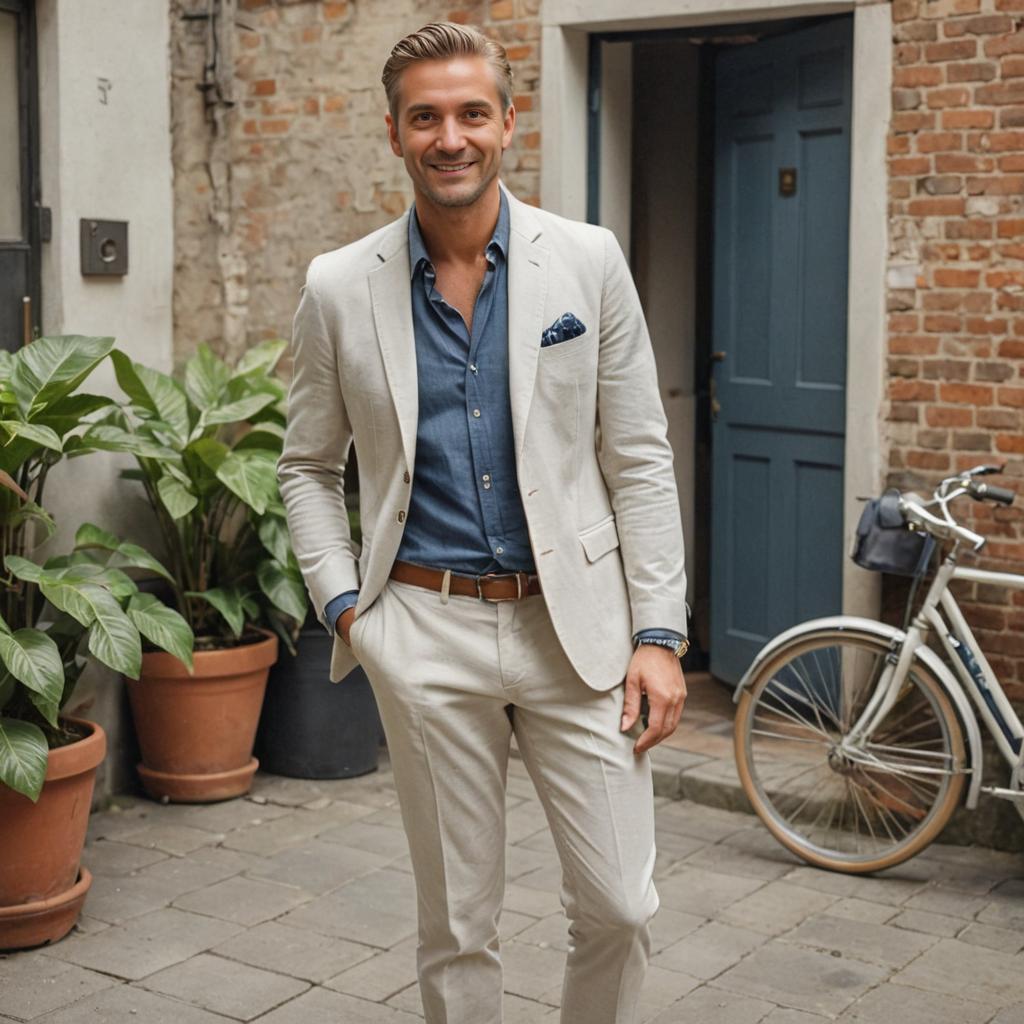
501;104;516;151
386;113;403;157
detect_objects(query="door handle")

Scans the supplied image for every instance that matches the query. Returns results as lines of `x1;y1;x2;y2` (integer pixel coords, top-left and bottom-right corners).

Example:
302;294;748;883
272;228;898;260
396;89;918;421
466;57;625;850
709;351;726;421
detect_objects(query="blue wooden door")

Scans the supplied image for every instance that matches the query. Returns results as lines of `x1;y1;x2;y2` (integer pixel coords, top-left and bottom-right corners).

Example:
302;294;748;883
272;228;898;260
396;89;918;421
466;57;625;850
710;17;852;683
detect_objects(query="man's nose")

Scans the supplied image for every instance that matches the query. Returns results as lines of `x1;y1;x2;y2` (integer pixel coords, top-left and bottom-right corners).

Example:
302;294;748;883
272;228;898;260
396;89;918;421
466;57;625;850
436;116;466;153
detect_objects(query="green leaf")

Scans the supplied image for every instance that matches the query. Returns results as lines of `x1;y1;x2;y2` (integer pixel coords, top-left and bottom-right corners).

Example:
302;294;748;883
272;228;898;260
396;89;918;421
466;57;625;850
215;451;279;515
77;424;178;461
188;586;245;637
234;338;286;379
9;335;115;416
0;717;48;801
74;523;175;584
184;343;231;411
0;629;64;720
157;474;198;519
0;420;63;452
234;421;285;453
197;392;277;433
257;559;308;622
110;350;190;443
83;593;141;678
5;554;42;582
126;593;194;672
257;514;291;564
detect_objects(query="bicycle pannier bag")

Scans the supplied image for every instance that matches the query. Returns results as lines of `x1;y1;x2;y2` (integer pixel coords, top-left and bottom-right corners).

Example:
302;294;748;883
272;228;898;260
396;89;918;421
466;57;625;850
851;489;936;577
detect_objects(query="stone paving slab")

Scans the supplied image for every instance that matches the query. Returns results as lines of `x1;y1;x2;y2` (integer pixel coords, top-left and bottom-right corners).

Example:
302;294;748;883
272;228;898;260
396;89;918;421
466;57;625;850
3;757;1024;1024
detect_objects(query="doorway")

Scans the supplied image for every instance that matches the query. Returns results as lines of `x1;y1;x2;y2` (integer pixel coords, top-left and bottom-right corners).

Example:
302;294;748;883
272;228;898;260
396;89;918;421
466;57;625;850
589;13;856;684
0;0;41;350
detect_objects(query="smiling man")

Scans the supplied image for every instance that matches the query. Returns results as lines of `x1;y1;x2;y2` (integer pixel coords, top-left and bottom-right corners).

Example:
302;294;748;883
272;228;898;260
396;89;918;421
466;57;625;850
278;22;689;1024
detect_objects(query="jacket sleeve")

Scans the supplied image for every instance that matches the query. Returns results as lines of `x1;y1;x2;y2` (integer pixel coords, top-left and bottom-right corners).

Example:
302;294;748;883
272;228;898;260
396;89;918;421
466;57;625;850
277;262;361;626
595;228;689;638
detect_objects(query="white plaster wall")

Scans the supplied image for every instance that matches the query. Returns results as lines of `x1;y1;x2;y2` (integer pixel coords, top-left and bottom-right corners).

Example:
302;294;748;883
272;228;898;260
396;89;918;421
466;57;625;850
35;0;175;799
598;41;632;256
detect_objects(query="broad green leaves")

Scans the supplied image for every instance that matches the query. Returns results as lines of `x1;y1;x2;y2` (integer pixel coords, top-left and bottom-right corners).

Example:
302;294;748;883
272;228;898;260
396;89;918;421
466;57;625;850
0;717;49;801
126;594;193;672
8;335;115;416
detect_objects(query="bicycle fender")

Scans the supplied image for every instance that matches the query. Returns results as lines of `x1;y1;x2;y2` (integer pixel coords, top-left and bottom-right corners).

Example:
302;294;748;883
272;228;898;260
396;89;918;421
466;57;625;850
732;615;983;809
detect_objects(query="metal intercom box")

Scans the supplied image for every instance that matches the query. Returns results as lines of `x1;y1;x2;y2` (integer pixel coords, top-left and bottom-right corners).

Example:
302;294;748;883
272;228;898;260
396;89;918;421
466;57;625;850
80;219;128;276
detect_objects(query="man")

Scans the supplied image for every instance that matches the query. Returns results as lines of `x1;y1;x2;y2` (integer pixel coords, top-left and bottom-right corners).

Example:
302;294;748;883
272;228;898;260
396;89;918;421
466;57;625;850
278;22;688;1024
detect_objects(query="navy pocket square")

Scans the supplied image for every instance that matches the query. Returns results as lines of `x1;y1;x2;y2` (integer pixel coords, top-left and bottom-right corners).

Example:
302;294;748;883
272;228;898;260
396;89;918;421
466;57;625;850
540;313;587;348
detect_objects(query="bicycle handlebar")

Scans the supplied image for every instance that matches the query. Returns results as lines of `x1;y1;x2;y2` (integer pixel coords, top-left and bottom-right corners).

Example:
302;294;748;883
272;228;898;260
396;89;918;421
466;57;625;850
898;495;987;550
967;480;1016;506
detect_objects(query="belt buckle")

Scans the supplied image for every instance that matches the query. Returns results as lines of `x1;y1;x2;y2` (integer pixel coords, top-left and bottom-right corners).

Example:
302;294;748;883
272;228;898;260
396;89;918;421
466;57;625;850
475;571;524;602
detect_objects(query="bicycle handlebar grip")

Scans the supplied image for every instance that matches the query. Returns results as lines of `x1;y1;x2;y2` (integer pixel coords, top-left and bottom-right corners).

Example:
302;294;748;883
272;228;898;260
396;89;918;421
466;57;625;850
969;481;1016;505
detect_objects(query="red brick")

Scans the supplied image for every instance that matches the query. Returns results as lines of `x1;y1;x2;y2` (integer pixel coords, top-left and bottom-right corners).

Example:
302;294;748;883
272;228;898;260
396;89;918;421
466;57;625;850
967;174;1024;194
323;2;349;18
1003;56;1024;77
947;60;999;82
988;270;1024;287
997;433;1024;452
926;38;977;60
890;313;921;332
513;93;534;111
927;86;972;108
977;406;1018;428
490;0;514;18
941;109;995;129
934;268;980;287
940;382;994;404
984;32;1024;56
976;80;1024;104
998;386;1024;406
924;313;963;332
251;79;276;96
953;430;993;449
945;13;1015;34
926;405;973;426
907;449;951;470
896;43;922;64
917;131;964;152
997;218;1024;237
935;152;995;171
893;111;937;133
892;335;939;354
965;316;1010;333
890;379;938;401
889;135;912;155
997;155;1024;172
892;156;933;176
996;0;1024;9
923;357;972;379
908;197;967;216
998;339;1024;356
923;291;965;312
895;65;945;87
893;0;921;20
945;217;993;237
259;119;289;134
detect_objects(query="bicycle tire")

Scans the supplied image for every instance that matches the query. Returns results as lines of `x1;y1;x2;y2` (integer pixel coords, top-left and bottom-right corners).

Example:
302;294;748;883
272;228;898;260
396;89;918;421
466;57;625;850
735;627;966;874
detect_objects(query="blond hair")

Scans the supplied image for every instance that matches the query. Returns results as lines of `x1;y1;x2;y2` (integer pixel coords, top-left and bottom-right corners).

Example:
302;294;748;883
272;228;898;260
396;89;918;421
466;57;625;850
382;22;513;119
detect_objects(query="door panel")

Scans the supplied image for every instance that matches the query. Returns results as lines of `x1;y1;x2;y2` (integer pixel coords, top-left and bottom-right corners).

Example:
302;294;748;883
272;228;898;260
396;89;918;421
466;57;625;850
710;17;852;683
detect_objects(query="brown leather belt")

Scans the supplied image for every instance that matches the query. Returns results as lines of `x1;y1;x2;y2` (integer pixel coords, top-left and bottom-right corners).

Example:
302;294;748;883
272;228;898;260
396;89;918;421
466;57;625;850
389;560;542;601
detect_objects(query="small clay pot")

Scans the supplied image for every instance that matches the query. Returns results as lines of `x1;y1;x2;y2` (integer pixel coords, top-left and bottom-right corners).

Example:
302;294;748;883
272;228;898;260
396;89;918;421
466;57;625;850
0;717;106;950
127;630;278;803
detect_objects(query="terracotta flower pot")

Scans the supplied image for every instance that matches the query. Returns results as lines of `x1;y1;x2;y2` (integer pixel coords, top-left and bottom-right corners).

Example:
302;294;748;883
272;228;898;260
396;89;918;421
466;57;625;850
126;630;278;803
0;717;106;951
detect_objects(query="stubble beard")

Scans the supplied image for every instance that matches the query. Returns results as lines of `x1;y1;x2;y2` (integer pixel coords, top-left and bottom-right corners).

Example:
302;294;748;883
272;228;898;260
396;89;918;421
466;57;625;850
418;157;500;209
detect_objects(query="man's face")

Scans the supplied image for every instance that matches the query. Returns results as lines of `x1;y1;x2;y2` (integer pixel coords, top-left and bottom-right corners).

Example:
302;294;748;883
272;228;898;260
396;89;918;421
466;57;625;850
386;56;515;209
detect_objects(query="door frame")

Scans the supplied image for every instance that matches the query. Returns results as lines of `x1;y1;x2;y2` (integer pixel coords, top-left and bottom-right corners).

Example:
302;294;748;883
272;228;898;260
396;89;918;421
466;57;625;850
1;0;42;343
540;0;890;623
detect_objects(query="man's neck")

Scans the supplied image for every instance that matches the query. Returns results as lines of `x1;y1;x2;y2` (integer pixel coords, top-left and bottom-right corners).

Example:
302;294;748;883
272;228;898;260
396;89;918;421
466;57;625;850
413;184;501;265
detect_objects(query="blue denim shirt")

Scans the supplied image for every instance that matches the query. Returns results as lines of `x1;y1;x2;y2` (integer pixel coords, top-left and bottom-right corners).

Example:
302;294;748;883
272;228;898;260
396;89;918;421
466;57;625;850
325;194;683;649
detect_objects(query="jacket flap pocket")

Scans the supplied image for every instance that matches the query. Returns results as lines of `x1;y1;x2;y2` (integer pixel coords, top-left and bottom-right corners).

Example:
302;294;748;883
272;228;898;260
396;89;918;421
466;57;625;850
578;515;620;563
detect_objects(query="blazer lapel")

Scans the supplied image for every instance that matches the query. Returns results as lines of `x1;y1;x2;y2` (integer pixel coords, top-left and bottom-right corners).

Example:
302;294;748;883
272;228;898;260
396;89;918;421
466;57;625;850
368;213;418;472
506;190;550;463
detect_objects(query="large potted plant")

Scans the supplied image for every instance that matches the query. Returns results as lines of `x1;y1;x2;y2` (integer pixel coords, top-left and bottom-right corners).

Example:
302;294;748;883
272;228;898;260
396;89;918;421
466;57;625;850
77;340;305;802
0;335;193;950
256;492;383;780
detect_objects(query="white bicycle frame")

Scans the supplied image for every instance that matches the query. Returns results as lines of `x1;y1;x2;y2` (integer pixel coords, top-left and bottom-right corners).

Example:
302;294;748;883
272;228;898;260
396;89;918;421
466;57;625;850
846;505;1024;803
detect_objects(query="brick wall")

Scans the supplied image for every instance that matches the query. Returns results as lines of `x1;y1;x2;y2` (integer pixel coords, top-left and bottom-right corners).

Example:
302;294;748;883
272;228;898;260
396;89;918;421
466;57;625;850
170;0;540;364
888;0;1024;700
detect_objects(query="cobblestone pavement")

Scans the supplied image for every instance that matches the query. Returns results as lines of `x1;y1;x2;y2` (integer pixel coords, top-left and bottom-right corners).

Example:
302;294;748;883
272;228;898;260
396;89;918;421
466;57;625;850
2;753;1023;1023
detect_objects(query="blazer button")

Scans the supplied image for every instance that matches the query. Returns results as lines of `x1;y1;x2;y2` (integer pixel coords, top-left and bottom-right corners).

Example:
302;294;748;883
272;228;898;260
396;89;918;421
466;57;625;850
397;510;405;522
403;471;410;483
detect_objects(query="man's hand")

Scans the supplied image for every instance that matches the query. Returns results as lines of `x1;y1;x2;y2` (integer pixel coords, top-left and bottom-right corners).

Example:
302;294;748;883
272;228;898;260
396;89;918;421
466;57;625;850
336;606;357;647
621;646;687;754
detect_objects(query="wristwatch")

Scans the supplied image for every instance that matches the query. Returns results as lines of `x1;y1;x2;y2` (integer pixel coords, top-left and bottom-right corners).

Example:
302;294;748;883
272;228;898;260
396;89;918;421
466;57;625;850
636;636;690;659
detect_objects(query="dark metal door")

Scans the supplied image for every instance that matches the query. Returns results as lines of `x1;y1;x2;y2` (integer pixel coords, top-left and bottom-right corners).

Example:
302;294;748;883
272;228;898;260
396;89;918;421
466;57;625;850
710;17;853;683
0;0;41;350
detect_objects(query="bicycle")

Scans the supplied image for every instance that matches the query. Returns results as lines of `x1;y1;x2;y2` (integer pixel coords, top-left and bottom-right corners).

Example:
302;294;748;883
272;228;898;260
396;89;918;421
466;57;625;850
732;464;1023;874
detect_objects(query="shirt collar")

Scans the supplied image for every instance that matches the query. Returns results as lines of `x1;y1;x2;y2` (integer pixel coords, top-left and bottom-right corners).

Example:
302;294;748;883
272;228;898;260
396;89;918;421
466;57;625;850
408;188;510;279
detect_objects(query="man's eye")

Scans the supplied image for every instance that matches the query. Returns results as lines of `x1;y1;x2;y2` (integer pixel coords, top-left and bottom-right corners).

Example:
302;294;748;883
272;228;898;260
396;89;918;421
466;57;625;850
465;110;484;120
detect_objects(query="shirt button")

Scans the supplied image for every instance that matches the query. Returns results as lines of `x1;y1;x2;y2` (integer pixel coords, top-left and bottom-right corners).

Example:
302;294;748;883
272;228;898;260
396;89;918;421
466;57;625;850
473;409;481;418
397;511;405;523
482;474;490;481
469;363;478;373
483;482;491;489
403;471;410;483
496;546;504;554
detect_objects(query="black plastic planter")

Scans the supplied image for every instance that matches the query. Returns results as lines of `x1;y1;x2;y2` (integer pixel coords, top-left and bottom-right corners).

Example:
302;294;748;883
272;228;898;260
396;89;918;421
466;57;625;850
255;628;382;779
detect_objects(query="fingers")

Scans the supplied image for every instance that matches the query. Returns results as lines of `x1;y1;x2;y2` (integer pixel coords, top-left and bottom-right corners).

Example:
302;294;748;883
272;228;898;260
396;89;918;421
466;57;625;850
633;672;687;754
337;607;356;647
620;669;642;732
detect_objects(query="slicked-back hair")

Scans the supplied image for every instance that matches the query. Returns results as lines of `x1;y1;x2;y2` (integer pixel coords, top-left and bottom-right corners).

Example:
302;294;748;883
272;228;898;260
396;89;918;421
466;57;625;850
382;22;513;120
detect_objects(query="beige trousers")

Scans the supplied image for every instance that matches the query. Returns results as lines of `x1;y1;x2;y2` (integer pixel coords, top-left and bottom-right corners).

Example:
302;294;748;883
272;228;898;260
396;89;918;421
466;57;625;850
349;575;660;1024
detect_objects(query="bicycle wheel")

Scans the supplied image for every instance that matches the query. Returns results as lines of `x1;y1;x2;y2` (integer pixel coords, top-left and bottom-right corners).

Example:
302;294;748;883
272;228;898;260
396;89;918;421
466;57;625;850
735;628;966;873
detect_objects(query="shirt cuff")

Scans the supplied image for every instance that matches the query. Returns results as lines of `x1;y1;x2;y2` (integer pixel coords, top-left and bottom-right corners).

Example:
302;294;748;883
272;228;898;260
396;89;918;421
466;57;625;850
324;590;359;636
632;627;687;646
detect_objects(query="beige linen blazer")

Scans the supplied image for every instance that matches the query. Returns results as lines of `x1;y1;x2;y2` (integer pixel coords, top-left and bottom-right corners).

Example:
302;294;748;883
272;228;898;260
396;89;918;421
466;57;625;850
277;184;687;690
